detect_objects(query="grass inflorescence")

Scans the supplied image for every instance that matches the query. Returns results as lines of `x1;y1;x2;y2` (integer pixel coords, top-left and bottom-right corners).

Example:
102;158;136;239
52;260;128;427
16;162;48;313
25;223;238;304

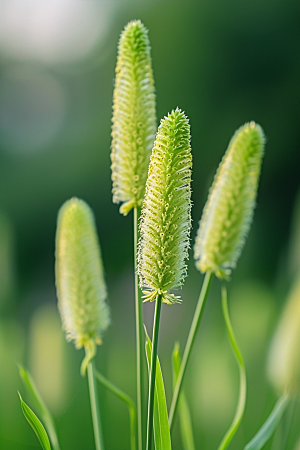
19;17;300;450
111;20;156;216
138;108;192;305
194;122;265;278
55;198;110;350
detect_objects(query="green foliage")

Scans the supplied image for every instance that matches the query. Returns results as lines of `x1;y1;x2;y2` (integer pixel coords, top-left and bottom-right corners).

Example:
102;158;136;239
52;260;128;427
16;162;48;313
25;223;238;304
168;271;213;429
244;395;289;450
55;197;110;349
138;108;192;305
172;343;196;450
18;392;52;450
13;13;298;450
111;20;156;215
95;370;137;450
145;328;172;450
194;122;265;278
218;286;246;450
19;366;61;450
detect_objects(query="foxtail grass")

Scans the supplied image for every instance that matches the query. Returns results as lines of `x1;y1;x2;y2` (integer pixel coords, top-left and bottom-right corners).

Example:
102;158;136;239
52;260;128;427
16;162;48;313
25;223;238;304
138;108;192;450
170;122;265;429
111;20;157;450
55;198;109;450
194;122;265;279
111;20;156;216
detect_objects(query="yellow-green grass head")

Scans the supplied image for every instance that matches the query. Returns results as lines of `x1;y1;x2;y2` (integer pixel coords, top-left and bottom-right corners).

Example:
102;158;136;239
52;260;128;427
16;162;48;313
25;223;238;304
194;122;265;278
111;20;156;216
138;108;192;305
55;198;110;350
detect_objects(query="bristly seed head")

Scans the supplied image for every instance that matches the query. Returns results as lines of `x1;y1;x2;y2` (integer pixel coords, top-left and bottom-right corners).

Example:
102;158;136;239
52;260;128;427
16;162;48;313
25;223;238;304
55;198;110;349
138;108;192;305
194;122;265;278
111;20;156;216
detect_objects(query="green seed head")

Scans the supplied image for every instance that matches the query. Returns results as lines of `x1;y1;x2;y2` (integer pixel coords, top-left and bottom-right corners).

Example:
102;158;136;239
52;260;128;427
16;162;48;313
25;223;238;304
194;122;265;278
138;108;192;305
55;198;110;349
111;20;156;216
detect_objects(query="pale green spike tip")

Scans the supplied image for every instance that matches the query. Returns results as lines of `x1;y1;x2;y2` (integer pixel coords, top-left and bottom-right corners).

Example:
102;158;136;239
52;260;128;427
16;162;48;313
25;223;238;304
194;121;265;279
119;199;135;216
142;289;182;305
111;19;156;215
55;197;110;349
138;108;192;304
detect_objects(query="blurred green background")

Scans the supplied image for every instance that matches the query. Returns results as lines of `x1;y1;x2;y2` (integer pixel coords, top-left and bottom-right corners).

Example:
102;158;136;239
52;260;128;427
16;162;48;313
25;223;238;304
0;0;300;449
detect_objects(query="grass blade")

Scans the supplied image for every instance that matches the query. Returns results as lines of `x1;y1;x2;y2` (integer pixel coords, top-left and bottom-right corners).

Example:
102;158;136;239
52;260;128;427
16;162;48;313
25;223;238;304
145;328;172;450
18;392;51;450
169;271;212;429
95;369;137;450
86;358;104;450
218;285;247;450
19;366;61;450
244;394;289;450
134;206;144;450
172;343;195;450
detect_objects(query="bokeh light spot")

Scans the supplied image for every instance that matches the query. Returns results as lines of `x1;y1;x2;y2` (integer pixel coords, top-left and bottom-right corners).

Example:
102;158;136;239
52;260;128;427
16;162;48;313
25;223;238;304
0;67;66;153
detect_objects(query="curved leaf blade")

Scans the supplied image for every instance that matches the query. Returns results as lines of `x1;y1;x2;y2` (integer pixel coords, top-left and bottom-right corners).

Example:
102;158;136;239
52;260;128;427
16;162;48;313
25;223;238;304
18;392;51;450
95;370;137;450
244;394;289;450
172;343;195;450
218;286;247;450
145;328;172;450
19;366;61;450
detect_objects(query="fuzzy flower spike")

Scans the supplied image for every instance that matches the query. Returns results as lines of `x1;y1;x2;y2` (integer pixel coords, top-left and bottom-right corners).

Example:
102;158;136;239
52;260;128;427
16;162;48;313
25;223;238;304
194;122;265;278
138;108;192;305
55;198;110;353
111;20;156;216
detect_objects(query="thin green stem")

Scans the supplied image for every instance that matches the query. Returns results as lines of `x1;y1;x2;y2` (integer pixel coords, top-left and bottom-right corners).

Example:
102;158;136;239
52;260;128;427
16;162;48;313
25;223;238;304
270;393;293;450
87;357;104;450
95;370;137;450
218;285;246;450
146;294;162;450
271;421;282;450
134;206;144;450
169;271;212;429
281;395;297;449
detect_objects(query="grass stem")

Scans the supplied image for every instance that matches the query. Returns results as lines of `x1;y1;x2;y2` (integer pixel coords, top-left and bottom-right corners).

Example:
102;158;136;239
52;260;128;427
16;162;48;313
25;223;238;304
146;294;162;450
95;370;137;450
169;271;212;429
134;207;144;450
87;358;104;450
217;285;246;450
281;395;297;449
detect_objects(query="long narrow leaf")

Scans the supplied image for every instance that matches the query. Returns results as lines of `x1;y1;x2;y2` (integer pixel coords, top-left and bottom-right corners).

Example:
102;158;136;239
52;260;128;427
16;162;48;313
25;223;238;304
244;394;289;450
18;392;51;450
145;328;172;450
172;343;195;450
218;286;247;450
19;366;61;450
95;370;137;450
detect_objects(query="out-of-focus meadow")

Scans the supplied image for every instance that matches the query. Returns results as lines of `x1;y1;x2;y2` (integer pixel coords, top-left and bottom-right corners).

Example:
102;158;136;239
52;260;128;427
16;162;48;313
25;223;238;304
0;1;300;449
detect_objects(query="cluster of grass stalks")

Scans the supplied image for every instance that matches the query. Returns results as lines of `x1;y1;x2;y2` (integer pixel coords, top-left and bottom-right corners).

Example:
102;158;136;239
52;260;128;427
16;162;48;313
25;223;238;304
17;20;300;450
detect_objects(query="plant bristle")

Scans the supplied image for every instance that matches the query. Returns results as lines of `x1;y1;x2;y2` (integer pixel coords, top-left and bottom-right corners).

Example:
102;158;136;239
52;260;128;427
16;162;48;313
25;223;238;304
194;122;265;278
111;20;156;215
138;108;192;305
